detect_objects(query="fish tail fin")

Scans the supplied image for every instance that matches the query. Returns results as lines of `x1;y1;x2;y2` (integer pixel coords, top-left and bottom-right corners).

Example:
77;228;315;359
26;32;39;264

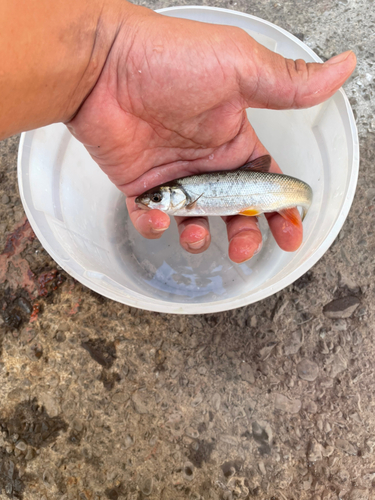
301;206;308;222
278;207;301;227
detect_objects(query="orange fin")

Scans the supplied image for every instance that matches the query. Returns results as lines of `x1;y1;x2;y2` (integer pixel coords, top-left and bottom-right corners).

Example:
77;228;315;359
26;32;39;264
240;155;271;173
239;208;261;216
278;207;301;227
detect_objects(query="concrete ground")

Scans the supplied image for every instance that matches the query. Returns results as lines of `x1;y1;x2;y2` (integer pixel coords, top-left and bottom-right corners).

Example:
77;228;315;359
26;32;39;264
1;0;375;499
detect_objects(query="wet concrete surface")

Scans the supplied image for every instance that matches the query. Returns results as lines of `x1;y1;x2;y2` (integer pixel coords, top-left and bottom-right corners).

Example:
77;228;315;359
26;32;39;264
1;0;375;499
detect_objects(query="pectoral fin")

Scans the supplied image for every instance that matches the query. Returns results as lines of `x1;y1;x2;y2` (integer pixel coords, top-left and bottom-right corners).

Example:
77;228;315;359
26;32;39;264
240;155;271;173
186;193;203;210
239;208;261;216
278;207;301;227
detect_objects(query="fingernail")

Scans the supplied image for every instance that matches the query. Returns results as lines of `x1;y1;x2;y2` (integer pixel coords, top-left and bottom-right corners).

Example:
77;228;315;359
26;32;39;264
187;237;206;250
151;227;168;234
325;50;352;65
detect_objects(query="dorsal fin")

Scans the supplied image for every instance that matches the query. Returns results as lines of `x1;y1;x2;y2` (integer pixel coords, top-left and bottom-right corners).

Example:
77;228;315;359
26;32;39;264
239;155;272;173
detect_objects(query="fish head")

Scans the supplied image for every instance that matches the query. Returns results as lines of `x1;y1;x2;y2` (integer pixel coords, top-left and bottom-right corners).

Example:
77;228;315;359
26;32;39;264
135;185;187;213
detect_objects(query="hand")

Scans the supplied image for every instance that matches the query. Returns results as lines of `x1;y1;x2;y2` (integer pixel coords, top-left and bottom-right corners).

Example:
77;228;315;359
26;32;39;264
68;8;356;263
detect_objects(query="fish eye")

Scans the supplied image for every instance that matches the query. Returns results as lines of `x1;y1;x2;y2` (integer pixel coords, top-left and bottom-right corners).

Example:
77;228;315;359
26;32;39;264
151;192;162;203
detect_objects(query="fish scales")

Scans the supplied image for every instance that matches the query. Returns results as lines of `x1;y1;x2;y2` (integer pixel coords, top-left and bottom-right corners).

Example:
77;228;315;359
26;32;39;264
135;155;313;222
175;170;311;217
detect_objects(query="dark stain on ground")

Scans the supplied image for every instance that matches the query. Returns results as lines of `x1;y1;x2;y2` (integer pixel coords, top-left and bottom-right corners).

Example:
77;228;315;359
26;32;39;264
98;369;121;391
251;421;272;456
30;343;43;359
0;398;66;499
105;482;127;499
187;439;215;468
0;398;68;450
292;270;314;291
37;269;65;297
68;428;84;446
1;220;35;257
1;293;33;331
81;338;117;369
0;447;25;499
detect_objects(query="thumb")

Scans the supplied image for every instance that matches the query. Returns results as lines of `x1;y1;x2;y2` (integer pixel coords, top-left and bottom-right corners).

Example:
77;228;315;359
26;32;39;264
240;41;356;109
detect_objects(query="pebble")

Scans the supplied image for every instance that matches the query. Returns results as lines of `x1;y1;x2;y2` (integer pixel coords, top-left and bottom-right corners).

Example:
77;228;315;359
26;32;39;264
132;390;152;414
304;401;318;414
38;392;60;418
140;477;153;496
240;362;255;384
308;441;323;462
284;330;303;355
15;296;33;314
274;393;301;414
322;446;334;457
328;353;347;378
319;377;334;388
332;319;347;331
1;193;10;204
55;331;66;343
15;440;27;452
124;435;134;449
297;359;319;382
14;209;24;221
182;462;195;481
323;296;360;319
185;427;199;439
272;298;289;321
211;393;221;411
7;388;29;403
258;460;267;476
155;349;166;366
112;392;129;403
5;444;13;454
336;438;357;455
349;489;369;500
220;434;238;446
191;394;203;407
320;340;330;354
252;421;272;455
25;447;35;461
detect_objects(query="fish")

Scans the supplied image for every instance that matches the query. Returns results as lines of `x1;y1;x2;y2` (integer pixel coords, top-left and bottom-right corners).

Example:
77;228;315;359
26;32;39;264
135;155;313;226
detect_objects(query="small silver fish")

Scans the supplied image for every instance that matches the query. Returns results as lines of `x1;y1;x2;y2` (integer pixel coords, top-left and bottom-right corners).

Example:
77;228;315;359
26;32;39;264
135;155;313;226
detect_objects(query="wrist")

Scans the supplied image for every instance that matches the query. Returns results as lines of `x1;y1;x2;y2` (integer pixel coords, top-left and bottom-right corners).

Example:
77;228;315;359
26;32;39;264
0;0;150;139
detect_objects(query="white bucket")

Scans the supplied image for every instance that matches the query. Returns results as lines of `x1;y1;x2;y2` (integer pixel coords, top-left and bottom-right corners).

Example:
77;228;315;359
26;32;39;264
17;7;359;314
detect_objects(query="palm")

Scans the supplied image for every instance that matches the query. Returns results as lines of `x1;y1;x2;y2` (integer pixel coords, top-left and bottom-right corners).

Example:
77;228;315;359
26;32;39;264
70;20;257;186
68;11;355;262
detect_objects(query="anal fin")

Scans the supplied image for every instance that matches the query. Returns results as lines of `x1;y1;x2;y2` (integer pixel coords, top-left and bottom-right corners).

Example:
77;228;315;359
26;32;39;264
239;208;261;217
278;207;301;227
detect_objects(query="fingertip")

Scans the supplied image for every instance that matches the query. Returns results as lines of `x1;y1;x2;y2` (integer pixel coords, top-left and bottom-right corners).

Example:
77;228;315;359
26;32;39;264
178;219;211;254
133;209;170;239
228;230;263;264
267;213;303;251
325;50;357;69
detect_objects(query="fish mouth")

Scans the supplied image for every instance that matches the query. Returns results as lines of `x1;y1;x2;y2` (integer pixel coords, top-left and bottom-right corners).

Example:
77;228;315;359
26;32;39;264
135;197;150;209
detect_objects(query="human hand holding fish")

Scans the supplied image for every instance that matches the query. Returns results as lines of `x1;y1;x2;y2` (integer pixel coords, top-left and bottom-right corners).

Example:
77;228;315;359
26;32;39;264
67;8;355;263
0;0;355;264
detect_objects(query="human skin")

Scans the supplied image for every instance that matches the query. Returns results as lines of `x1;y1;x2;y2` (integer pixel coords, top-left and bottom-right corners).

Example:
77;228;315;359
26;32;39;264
0;0;356;263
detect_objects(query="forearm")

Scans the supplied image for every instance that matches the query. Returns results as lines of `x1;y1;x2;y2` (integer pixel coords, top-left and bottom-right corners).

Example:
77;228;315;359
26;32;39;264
0;0;139;140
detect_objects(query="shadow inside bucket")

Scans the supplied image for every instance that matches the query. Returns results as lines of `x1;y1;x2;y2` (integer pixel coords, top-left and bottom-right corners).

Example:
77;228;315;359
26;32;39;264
111;194;278;304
